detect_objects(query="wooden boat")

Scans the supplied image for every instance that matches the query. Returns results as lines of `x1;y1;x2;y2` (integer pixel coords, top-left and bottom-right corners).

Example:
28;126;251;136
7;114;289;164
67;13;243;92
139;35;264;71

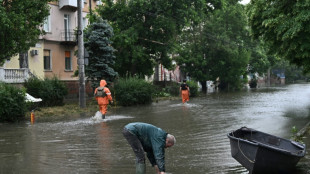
227;127;306;174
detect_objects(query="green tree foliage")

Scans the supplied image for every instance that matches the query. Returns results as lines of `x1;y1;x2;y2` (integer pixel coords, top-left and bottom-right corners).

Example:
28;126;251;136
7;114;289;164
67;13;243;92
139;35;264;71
176;0;250;90
247;41;270;75
247;39;279;76
247;0;310;72
187;80;199;97
84;18;117;87
97;0;222;77
0;83;26;122
0;0;51;65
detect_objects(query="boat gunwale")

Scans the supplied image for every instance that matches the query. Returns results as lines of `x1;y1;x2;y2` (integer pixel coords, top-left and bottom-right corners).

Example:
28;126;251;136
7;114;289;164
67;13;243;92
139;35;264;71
227;130;306;157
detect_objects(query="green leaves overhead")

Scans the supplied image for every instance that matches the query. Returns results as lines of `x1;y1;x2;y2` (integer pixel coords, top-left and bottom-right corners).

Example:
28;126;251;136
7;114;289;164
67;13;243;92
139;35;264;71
97;0;221;77
247;0;310;72
0;0;51;65
176;1;251;90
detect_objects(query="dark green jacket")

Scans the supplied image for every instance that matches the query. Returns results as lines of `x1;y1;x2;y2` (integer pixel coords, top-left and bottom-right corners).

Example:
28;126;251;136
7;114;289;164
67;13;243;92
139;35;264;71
125;122;167;172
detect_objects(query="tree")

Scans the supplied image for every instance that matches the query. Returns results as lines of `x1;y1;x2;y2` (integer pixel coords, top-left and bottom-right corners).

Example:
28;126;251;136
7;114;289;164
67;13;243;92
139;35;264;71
247;39;278;76
176;0;250;90
0;0;51;65
247;0;310;72
84;18;117;87
97;0;222;77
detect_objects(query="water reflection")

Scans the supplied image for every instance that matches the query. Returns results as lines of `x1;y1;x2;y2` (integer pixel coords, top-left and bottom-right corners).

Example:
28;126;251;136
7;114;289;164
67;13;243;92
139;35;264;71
0;84;310;173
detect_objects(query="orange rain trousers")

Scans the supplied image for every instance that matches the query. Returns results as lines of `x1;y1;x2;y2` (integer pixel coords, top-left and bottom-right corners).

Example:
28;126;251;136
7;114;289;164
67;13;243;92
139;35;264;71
99;104;109;115
181;90;189;103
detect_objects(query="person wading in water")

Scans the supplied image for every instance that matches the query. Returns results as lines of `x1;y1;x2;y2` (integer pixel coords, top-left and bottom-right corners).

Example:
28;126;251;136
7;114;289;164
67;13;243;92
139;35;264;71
122;122;176;174
180;79;190;104
94;79;113;119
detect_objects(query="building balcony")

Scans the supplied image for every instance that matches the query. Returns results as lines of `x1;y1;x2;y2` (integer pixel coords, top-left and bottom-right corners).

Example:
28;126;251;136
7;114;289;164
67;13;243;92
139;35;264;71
59;0;77;11
60;30;77;46
0;68;33;83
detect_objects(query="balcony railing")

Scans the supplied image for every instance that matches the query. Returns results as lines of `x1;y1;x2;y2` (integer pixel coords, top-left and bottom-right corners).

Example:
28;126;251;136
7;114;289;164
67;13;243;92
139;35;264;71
0;68;32;83
60;30;77;45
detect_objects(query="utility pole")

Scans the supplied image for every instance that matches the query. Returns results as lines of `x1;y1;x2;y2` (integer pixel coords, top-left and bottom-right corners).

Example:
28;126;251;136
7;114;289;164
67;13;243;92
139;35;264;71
78;0;86;108
88;0;93;24
89;0;92;16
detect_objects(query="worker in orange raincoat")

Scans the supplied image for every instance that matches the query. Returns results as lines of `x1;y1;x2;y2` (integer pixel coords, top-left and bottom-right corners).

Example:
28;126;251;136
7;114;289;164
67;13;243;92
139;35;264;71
94;79;113;119
180;79;190;104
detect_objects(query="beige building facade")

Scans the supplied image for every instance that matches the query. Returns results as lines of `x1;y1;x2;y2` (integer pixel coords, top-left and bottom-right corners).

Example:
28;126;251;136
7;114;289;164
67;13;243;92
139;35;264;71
2;0;100;82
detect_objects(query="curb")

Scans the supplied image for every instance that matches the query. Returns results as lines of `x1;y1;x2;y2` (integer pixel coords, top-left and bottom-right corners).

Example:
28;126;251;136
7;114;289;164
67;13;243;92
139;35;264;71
297;121;310;137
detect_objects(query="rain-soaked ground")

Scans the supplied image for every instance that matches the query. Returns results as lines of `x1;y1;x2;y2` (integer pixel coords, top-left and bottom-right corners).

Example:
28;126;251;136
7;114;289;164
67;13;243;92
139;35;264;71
0;84;310;174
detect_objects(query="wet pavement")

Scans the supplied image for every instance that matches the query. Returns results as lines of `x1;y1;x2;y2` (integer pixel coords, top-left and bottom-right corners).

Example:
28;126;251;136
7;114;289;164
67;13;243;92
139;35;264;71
0;84;310;173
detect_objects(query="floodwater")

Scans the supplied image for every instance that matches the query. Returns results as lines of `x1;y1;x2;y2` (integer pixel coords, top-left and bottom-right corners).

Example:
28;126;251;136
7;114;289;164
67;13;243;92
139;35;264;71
1;84;310;174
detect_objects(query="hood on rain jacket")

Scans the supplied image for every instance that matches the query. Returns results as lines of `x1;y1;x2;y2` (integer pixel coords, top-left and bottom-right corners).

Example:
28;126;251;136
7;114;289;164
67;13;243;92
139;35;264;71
94;80;113;105
125;122;167;172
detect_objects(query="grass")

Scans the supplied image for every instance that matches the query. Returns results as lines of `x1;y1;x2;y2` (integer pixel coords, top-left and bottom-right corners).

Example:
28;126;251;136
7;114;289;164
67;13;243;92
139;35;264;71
25;96;181;122
26;99;100;120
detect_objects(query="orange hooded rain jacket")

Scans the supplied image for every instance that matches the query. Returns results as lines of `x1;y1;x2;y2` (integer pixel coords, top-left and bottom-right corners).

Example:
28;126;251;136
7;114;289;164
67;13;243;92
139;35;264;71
94;80;113;114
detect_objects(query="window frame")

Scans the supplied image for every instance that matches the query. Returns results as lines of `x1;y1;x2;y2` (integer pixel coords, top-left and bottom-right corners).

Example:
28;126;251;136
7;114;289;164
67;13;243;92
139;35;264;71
64;14;70;41
44;49;52;71
43;15;51;32
64;51;72;71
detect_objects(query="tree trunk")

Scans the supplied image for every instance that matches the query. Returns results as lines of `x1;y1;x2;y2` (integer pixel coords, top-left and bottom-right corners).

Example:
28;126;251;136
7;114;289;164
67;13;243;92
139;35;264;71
200;81;207;93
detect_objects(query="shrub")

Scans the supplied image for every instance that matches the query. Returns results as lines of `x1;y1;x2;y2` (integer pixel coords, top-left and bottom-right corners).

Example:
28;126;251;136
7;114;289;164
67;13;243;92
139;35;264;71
24;77;68;107
187;80;199;97
0;83;27;122
114;77;154;106
164;82;180;96
152;82;180;98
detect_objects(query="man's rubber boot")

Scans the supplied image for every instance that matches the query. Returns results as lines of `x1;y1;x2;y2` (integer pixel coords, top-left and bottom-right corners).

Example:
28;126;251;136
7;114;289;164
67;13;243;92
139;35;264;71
135;163;146;174
102;114;105;119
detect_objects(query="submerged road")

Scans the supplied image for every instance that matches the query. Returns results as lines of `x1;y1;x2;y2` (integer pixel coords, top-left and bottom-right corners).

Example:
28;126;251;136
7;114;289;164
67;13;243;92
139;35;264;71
0;84;310;173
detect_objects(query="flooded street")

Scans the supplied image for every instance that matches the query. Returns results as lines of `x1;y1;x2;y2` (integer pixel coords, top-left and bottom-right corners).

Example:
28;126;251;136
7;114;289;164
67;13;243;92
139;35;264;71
1;84;310;174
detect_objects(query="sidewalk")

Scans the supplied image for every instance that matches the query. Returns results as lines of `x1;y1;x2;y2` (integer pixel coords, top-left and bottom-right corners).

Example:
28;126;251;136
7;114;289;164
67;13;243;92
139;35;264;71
296;122;310;174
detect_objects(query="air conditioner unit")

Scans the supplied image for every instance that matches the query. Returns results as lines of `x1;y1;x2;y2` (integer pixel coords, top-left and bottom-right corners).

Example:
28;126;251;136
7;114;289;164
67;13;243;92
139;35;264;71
83;0;87;3
30;50;38;56
96;0;102;5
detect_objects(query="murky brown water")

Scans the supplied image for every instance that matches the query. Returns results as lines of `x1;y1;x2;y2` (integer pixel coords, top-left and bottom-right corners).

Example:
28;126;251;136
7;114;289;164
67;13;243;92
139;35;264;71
1;84;310;174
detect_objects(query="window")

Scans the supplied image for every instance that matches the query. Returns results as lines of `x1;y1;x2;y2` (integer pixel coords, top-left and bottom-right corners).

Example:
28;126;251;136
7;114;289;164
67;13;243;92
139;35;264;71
64;14;70;41
65;51;72;70
43;15;51;32
44;50;51;70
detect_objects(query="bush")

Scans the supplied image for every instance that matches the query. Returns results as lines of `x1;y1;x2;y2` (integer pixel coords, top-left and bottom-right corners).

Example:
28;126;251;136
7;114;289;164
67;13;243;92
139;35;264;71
187;80;199;97
114;77;154;106
152;82;180;98
0;83;27;122
164;82;180;96
24;77;68;107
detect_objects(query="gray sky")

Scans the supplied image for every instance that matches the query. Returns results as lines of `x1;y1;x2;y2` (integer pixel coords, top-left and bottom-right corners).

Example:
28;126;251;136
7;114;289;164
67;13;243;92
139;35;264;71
240;0;250;5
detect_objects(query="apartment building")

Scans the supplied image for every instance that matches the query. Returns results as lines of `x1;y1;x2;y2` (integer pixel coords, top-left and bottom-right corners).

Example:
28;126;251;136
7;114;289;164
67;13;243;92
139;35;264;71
2;0;101;83
42;0;100;80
